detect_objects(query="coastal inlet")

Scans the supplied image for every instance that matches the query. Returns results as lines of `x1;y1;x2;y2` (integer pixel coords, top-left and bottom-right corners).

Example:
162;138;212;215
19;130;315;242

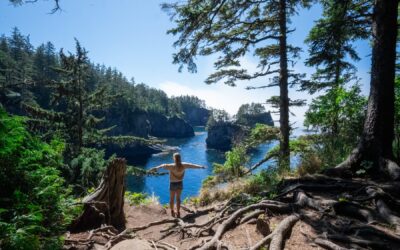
126;127;275;204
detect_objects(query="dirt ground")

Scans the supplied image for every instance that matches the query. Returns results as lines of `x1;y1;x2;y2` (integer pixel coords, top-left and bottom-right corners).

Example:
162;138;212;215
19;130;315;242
66;201;324;250
121;202;322;250
65;175;400;250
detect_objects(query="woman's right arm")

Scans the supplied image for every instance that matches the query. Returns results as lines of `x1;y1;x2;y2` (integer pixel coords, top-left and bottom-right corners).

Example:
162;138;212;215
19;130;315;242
148;164;172;172
148;164;166;172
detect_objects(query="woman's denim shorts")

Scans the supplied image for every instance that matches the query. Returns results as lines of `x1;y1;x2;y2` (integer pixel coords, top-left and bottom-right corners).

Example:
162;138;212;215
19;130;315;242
170;181;183;191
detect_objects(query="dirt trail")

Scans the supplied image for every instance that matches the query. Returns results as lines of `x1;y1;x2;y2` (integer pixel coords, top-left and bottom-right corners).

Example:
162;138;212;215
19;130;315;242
65;175;400;250
66;201;320;250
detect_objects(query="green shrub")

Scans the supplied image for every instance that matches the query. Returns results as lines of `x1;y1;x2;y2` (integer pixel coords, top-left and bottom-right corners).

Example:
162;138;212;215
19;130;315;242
296;153;322;176
245;168;281;197
212;146;248;182
202;175;218;188
0;109;79;250
69;148;107;193
124;191;157;206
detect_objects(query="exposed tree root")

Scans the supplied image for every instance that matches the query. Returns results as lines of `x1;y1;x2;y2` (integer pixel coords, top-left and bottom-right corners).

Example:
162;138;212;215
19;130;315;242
250;214;299;250
375;199;400;233
64;173;400;250
154;241;178;250
314;238;347;250
327;234;391;249
333;201;378;224
191;201;293;250
239;210;265;224
325;150;400;181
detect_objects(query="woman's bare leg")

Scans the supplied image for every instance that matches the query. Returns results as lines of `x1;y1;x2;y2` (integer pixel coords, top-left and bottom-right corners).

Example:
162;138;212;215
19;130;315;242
176;189;182;218
169;190;176;216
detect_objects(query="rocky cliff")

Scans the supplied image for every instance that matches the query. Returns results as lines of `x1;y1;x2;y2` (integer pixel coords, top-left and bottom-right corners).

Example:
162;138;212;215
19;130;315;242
183;107;210;126
206;122;247;151
206;112;274;151
147;112;194;138
103;110;194;159
236;112;274;127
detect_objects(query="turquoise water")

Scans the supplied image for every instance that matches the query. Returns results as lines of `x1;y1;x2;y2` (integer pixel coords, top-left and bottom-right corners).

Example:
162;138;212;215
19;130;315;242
125;127;276;204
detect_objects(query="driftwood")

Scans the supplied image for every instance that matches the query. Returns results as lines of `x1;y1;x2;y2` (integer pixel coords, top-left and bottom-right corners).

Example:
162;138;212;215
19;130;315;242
70;158;127;232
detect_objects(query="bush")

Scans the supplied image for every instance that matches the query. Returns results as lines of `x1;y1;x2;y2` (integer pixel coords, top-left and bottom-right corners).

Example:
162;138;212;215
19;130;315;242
202;175;218;189
124;192;158;206
296;153;322;176
0;109;79;250
213;146;248;181
244;168;281;197
69;148;107;193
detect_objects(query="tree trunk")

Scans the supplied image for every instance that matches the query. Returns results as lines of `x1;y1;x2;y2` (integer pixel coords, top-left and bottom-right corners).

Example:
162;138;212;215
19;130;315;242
70;158;127;232
332;0;400;180
278;0;290;171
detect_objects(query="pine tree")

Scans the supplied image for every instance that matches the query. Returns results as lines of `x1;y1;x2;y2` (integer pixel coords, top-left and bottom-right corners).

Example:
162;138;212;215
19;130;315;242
303;0;369;94
32;42;59;108
25;40;154;160
163;0;310;170
0;28;35;113
300;0;370;167
327;0;400;180
303;0;369;136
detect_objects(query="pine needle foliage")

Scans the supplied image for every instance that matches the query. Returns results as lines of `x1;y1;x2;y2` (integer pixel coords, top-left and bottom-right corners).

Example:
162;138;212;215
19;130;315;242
0;108;79;250
163;0;312;170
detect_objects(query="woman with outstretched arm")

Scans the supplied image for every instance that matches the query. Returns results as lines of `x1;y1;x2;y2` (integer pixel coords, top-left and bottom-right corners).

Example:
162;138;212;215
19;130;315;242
149;153;206;218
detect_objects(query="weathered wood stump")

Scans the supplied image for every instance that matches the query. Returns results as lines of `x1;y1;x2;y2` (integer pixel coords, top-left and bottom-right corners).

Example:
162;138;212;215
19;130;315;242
70;158;127;232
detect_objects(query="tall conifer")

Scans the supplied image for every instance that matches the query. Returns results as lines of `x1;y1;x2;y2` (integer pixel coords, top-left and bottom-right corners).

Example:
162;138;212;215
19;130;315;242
164;0;310;170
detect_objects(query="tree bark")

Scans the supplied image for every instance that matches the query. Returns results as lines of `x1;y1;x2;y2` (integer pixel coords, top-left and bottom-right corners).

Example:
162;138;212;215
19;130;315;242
278;0;290;170
70;158;127;232
332;0;400;180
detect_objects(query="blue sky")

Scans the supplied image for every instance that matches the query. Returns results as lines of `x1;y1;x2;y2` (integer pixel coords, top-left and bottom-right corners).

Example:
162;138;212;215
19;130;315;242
0;1;372;125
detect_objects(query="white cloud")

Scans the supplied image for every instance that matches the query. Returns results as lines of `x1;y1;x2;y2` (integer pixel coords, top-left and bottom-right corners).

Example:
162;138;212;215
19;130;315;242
158;56;322;127
159;80;262;114
158;80;310;126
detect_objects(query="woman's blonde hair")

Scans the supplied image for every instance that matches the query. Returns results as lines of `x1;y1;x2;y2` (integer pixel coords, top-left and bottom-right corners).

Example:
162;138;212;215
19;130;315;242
173;153;183;168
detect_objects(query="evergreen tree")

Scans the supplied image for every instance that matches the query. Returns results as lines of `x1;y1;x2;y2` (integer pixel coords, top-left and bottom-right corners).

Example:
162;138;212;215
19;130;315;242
235;103;273;127
163;0;310;170
0;28;34;113
303;0;369;94
301;0;370;166
0;108;78;250
304;84;367;166
206;109;231;128
28;40;148;158
32;42;59;108
303;0;369;136
24;40;155;188
328;0;400;179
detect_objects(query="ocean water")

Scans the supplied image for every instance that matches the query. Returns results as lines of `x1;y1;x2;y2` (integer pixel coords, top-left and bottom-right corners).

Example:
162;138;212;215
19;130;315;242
125;127;277;204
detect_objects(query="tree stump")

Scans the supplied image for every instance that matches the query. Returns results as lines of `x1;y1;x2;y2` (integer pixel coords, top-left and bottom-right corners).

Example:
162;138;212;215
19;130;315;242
70;158;127;232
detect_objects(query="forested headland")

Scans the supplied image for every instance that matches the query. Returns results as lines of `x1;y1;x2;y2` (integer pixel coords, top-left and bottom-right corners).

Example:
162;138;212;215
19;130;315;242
1;0;400;250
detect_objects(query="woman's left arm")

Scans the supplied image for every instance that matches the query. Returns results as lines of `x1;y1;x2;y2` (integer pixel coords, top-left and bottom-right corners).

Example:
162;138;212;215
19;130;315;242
183;162;206;169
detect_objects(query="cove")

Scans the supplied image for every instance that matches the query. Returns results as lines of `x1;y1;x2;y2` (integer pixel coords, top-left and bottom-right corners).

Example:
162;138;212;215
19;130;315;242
126;127;275;204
